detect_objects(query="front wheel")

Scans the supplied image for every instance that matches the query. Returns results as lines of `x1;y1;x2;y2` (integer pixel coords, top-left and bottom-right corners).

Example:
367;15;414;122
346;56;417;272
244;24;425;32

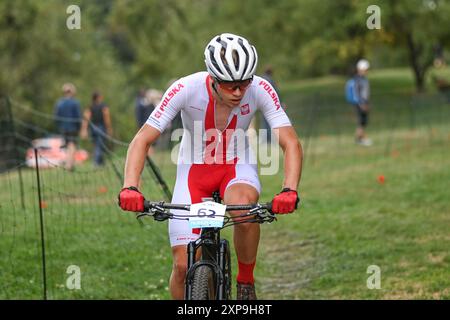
221;239;232;300
191;265;216;300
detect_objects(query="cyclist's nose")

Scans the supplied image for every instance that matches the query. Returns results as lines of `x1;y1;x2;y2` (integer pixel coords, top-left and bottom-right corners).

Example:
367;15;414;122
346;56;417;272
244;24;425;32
232;87;243;96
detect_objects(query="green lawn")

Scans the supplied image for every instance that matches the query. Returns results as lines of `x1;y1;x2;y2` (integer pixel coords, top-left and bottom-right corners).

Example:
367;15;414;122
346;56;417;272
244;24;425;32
257;125;450;299
1;68;449;299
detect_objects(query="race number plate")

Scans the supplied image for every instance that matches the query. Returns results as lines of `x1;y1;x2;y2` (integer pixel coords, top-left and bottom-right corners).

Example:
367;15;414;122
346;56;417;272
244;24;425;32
189;201;226;229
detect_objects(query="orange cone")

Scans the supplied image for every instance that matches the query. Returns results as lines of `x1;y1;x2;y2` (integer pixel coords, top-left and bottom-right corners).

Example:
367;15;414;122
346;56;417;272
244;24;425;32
98;186;108;194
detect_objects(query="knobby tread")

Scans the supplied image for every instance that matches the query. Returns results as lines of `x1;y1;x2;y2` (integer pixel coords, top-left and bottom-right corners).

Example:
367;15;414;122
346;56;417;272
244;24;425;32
191;265;215;300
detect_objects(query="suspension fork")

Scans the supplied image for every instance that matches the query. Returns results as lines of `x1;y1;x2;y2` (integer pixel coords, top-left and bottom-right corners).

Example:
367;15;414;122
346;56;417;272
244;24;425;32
185;190;224;299
185;227;222;299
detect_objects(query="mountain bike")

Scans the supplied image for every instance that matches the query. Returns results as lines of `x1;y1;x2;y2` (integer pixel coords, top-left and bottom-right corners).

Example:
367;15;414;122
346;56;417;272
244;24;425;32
137;191;275;300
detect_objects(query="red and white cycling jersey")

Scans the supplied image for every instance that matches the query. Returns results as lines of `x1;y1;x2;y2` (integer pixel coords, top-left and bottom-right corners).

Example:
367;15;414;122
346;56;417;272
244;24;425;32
146;72;291;165
146;71;292;247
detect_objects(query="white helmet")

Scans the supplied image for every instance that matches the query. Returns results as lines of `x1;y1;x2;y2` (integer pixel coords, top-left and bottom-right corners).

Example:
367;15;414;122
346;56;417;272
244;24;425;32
357;59;370;71
204;33;258;81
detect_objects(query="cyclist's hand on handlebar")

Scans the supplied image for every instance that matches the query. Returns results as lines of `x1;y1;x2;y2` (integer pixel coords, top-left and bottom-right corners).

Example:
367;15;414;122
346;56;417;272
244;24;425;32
118;186;145;212
271;188;300;214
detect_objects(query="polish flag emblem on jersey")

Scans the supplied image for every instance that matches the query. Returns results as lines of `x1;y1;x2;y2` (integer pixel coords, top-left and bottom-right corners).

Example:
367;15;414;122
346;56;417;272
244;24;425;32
240;104;250;115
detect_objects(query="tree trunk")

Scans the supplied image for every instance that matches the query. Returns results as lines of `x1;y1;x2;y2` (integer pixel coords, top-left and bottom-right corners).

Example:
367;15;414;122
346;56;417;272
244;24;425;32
406;33;426;92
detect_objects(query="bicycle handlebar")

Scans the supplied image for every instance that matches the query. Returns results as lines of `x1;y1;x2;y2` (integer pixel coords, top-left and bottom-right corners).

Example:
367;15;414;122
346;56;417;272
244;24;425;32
143;200;272;213
139;200;275;225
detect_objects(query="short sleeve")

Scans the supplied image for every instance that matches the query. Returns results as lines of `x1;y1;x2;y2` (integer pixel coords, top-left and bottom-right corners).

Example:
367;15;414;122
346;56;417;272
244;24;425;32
146;79;187;132
255;77;291;129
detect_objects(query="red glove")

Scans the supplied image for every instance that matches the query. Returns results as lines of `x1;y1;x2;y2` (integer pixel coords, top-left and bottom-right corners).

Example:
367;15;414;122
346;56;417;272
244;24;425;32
118;186;145;212
271;188;300;214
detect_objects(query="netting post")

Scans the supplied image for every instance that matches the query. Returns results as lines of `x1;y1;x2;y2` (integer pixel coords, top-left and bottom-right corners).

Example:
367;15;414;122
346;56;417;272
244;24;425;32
34;148;47;300
105;153;123;183
146;156;172;201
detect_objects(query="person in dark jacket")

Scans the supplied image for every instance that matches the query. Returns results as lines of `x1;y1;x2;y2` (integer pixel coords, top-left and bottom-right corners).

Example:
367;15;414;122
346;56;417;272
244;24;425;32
135;88;152;129
81;92;113;166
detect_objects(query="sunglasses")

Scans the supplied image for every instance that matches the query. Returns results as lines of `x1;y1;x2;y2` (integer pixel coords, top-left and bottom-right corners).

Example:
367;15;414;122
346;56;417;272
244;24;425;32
215;78;253;93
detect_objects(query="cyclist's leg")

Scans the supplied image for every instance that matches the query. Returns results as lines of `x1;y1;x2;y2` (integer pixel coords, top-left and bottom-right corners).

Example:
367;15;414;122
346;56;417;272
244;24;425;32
221;163;261;288
224;183;260;300
223;183;260;272
169;245;188;300
168;164;199;299
168;164;217;299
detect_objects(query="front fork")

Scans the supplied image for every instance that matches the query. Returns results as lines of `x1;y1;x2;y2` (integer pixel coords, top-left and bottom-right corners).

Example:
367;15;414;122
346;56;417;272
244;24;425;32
185;191;227;300
185;229;230;300
218;239;231;300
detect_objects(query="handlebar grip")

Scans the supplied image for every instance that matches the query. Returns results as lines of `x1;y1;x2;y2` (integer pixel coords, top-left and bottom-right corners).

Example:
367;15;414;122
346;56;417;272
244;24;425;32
143;200;150;212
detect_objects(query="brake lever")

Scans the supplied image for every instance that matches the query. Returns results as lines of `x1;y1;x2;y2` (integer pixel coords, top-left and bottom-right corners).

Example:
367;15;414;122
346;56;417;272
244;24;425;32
137;201;165;219
249;205;276;223
149;202;171;221
154;210;172;221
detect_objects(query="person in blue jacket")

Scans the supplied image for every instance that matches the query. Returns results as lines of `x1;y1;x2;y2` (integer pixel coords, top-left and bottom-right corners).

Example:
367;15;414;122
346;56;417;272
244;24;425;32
54;83;82;170
346;59;373;146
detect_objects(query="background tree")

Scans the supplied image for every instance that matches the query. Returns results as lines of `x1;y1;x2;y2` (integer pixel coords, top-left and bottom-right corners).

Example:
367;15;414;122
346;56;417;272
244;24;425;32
373;0;450;91
1;0;449;142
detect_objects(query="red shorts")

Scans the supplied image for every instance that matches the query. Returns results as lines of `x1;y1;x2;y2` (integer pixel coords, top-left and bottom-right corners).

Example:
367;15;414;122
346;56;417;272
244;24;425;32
168;163;261;247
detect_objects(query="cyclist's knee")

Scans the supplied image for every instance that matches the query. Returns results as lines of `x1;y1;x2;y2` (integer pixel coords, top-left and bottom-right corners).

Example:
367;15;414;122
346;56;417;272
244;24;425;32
224;184;259;204
225;190;257;206
226;192;258;221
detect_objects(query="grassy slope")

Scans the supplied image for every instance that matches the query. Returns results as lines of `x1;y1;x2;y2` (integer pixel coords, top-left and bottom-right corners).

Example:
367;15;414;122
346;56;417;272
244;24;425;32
257;128;450;299
256;67;450;299
1;68;449;299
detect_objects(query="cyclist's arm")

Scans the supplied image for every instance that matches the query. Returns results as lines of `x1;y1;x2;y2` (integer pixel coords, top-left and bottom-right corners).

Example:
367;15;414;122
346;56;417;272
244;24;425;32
255;77;302;189
274;126;303;190
123;124;161;188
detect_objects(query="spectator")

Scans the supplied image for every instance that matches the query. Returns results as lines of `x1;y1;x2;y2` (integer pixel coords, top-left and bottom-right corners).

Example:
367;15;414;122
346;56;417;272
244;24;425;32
346;59;373;146
432;75;450;103
54;83;82;171
148;85;172;150
135;88;152;129
136;88;162;156
81;92;113;166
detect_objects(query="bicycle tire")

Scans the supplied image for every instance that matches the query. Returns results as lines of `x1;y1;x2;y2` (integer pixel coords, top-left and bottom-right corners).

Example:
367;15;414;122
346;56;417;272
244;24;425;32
191;265;216;300
222;239;232;300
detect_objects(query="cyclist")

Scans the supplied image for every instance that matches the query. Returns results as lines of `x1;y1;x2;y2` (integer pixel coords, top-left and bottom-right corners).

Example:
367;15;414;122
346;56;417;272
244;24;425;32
118;33;303;300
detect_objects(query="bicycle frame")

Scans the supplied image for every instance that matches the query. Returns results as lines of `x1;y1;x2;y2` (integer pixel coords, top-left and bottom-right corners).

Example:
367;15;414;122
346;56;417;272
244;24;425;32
140;192;274;300
185;191;230;300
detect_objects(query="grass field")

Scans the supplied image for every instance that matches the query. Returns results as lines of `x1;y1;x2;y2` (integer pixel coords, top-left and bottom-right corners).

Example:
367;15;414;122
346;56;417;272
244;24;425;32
1;68;449;299
257;126;450;299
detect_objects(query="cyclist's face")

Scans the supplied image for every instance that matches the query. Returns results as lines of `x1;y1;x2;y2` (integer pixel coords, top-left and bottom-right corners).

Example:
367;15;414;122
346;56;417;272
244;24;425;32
214;78;252;106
